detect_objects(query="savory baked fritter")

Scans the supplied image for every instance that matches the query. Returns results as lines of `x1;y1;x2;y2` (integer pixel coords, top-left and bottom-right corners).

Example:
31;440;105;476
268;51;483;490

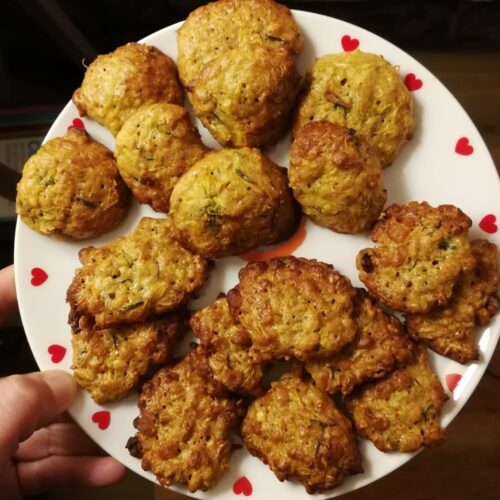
127;346;239;492
406;239;500;363
177;0;303;86
306;289;414;395
169;148;298;258
115;103;209;213
187;44;300;148
71;312;185;404
289;121;386;233
67;217;210;328
16;128;130;239
227;257;357;362
346;345;448;452
190;296;263;395
241;373;362;493
73;43;183;135
294;50;415;167
357;202;475;313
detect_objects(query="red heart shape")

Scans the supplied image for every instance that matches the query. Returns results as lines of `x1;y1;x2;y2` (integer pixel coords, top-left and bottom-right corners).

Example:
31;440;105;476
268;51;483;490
68;118;85;130
233;476;252;496
479;214;498;234
446;373;462;393
404;73;423;91
47;344;66;363
341;35;359;52
455;137;474;156
92;411;111;430
31;267;48;286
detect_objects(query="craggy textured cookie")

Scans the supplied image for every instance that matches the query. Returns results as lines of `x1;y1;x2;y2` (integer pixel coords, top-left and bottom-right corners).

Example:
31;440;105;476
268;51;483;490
187;44;300;148
115;103;209;213
289;121;386;233
169;148;298;258
406;239;500;363
72;312;185;404
306;289;414;395
227;257;356;362
242;373;362;493
357;202;475;313
127;347;239;492
190;296;263;395
73;43;183;135
346;345;448;452
67;217;210;328
177;0;303;86
294;50;415;167
16;128;130;239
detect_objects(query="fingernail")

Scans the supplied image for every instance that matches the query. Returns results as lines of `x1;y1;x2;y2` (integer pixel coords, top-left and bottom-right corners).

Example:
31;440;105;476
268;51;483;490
42;370;77;404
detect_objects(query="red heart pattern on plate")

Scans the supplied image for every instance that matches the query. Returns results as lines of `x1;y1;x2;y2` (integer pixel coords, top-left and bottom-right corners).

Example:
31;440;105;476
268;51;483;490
92;410;111;430
233;476;253;496
404;73;423;91
455;137;474;156
47;344;66;363
479;214;497;234
31;267;48;286
341;35;359;51
68;118;85;130
446;374;462;393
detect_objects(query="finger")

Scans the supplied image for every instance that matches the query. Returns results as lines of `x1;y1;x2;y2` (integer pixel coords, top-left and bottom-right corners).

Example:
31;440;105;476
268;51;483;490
0;371;76;456
15;422;103;461
0;265;17;324
18;455;126;495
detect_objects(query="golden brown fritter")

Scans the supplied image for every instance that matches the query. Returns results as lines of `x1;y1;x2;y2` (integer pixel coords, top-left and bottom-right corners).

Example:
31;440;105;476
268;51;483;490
169;148;298;258
190;296;263;395
177;0;303;86
346;345;448;452
16;128;130;240
115;103;209;213
357;202;475;313
294;50;415;167
241;373;362;493
305;289;414;395
406;239;500;363
227;257;357;362
71;312;185;404
187;44;300;148
73;43;183;136
289;121;386;233
126;346;239;492
67;217;210;328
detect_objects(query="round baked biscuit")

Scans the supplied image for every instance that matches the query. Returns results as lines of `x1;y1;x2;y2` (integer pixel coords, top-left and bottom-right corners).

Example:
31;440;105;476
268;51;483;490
126;347;239;492
289;121;386;233
241;373;363;494
72;312;185;404
227;257;357;362
67;217;210;328
190;296;263;395
72;43;183;136
405;239;500;364
169;148;299;258
187;44;300;148
177;0;303;86
356;201;475;313
294;50;415;167
346;345;448;452
16;128;130;240
115;103;209;213
306;289;414;395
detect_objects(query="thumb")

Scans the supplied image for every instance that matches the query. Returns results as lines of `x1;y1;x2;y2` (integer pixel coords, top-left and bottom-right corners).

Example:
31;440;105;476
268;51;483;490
0;371;77;457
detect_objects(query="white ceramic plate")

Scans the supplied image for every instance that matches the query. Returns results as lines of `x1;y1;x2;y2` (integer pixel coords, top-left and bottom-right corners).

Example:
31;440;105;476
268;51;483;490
14;10;500;500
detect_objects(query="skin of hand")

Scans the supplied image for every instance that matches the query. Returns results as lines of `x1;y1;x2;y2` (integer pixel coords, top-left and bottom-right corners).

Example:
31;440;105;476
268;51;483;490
0;265;126;498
